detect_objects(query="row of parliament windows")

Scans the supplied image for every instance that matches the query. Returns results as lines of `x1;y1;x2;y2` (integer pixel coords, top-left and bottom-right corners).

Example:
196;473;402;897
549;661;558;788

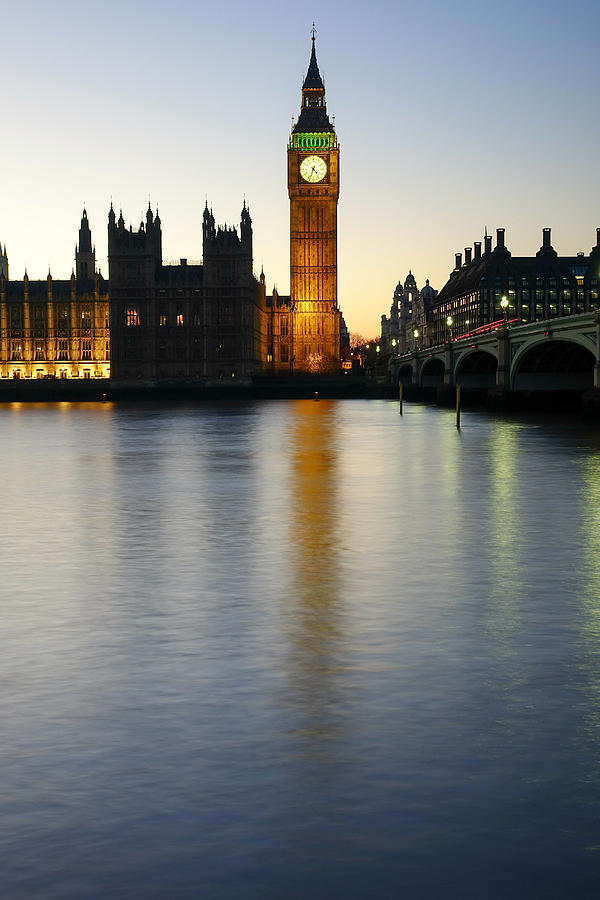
6;305;106;334
11;369;95;380
124;306;235;328
8;340;109;361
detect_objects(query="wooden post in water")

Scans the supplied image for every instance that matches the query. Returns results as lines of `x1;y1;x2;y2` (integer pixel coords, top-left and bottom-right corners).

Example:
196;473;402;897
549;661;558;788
456;384;461;429
399;382;403;415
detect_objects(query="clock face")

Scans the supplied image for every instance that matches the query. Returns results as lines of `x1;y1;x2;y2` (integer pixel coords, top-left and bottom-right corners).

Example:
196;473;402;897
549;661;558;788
300;155;327;183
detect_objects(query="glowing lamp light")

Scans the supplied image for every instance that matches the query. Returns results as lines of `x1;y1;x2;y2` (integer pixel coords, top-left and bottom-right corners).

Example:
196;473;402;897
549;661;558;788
391;338;397;347
376;345;380;353
446;316;453;327
413;329;419;338
500;296;509;311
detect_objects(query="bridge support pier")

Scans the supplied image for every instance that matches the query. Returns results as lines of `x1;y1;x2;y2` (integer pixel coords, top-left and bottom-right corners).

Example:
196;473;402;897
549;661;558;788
435;342;455;405
411;351;419;387
582;313;600;422
443;341;453;387
486;324;513;409
496;325;510;390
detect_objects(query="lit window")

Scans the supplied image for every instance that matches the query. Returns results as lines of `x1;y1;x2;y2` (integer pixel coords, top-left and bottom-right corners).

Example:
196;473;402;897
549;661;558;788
176;312;184;326
58;340;68;361
82;340;92;360
126;306;140;326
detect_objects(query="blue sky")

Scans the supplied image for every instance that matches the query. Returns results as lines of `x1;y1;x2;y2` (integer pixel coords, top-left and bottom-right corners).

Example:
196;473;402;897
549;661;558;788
3;0;599;335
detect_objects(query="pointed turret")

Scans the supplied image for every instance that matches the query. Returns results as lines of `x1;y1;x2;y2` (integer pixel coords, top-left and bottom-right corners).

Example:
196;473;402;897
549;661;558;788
292;32;335;138
0;241;8;279
203;201;215;243
76;208;96;279
240;200;252;250
303;32;325;91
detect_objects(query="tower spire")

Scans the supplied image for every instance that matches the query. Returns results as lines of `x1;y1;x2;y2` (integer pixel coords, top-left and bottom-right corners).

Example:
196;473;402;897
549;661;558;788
76;207;95;279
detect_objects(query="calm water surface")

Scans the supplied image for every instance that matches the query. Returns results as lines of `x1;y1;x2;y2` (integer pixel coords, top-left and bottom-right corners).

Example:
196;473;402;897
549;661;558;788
3;400;600;898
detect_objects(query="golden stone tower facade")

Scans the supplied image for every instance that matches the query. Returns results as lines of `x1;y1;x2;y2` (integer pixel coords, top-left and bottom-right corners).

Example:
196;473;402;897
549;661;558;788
288;35;341;372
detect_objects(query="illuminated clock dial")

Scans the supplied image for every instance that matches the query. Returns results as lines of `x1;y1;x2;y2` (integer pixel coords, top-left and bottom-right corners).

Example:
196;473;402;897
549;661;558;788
300;155;327;183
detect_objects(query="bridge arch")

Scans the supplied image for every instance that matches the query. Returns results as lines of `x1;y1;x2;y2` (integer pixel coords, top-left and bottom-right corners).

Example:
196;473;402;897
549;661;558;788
511;338;595;391
420;356;445;387
454;349;498;388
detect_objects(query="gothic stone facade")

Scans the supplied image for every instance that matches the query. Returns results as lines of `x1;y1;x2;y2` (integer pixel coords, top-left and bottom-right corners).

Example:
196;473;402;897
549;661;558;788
108;203;267;385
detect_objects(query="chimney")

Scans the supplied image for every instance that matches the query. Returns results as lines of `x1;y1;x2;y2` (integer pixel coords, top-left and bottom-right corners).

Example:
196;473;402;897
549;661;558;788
455;252;462;270
542;228;551;249
464;248;472;265
484;234;492;254
496;228;505;249
474;242;482;260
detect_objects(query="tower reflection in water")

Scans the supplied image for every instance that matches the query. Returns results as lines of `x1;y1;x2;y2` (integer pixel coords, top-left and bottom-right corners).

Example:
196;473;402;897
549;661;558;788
283;400;344;747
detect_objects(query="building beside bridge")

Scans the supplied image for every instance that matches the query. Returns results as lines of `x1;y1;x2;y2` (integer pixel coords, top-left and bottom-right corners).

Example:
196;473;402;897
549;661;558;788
431;227;600;344
389;226;600;402
380;272;438;355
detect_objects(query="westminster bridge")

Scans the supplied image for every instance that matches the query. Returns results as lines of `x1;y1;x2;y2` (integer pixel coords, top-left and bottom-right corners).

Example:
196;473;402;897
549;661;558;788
389;313;600;400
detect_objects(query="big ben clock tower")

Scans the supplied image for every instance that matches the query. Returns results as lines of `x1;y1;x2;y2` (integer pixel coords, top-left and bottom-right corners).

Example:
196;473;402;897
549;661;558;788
288;31;340;372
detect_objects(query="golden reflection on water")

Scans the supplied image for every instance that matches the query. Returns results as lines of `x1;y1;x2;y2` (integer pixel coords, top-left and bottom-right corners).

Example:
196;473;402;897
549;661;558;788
284;400;343;742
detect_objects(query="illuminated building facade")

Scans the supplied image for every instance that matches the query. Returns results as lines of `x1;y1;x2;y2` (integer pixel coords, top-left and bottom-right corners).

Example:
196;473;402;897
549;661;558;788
284;35;341;373
0;211;110;380
432;227;600;344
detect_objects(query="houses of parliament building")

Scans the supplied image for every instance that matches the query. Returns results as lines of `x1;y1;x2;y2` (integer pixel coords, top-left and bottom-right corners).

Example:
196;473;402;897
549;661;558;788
0;38;346;385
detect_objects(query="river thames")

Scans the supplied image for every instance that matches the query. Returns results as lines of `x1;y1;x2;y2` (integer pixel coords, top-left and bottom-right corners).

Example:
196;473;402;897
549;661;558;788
3;399;600;898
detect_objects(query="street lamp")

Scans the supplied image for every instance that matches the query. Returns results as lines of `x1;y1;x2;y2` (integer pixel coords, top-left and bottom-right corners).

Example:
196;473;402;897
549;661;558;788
413;328;419;350
501;295;509;322
391;338;397;347
376;345;380;354
446;315;453;341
